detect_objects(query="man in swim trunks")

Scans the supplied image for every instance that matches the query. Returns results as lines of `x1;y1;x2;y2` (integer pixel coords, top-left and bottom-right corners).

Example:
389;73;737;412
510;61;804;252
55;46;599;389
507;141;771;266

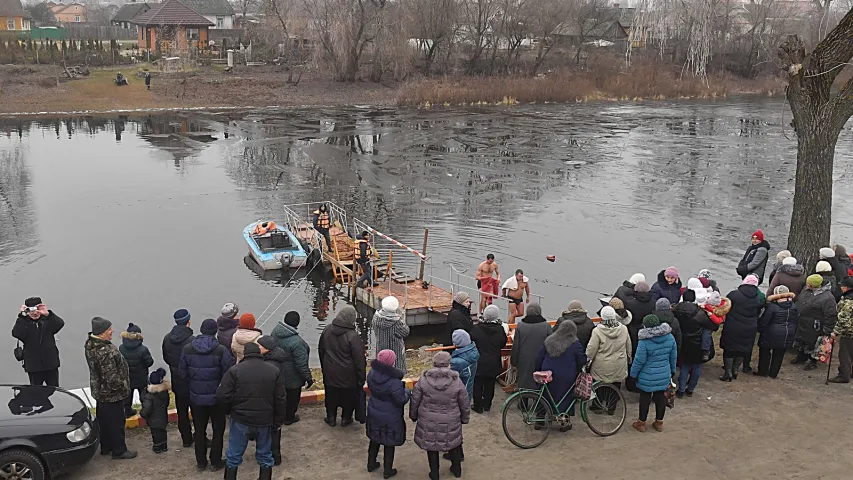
476;254;500;314
502;269;530;324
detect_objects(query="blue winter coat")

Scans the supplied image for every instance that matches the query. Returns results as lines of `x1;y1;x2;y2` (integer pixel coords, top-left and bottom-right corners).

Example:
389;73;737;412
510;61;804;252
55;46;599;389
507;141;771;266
758;295;799;349
366;360;410;447
450;343;479;399
651;270;683;305
179;334;233;406
630;324;677;393
534;340;587;413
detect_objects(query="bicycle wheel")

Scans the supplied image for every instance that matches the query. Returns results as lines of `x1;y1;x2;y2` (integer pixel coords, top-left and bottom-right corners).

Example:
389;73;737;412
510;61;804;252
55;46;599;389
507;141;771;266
502;391;554;449
581;383;626;436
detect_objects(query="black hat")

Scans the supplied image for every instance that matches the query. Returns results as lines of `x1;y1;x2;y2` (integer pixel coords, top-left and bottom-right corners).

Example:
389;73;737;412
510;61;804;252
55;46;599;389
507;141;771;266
257;335;277;351
841;277;853;289
243;342;261;358
200;318;218;336
91;317;112;336
284;311;300;328
127;323;142;334
24;297;42;308
149;368;167;385
682;289;696;303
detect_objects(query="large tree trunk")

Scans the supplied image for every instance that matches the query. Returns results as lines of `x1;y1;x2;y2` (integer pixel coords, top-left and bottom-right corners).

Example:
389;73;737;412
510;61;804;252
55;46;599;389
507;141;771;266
779;10;853;270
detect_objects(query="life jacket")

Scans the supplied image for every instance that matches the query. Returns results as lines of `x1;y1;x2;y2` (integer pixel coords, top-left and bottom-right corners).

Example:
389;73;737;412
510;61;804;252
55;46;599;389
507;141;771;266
313;210;330;229
253;221;277;235
354;239;370;261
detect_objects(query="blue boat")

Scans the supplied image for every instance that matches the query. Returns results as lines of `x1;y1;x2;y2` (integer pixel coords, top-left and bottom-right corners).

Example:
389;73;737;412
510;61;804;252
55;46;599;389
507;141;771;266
243;222;318;270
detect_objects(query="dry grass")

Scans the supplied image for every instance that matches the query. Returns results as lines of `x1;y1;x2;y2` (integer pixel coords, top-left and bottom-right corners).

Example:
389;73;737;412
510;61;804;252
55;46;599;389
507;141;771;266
308;347;436;391
396;64;786;106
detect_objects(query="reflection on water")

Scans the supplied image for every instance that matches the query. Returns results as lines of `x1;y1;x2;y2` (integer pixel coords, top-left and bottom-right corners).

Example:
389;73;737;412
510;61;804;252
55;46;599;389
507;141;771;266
1;101;852;388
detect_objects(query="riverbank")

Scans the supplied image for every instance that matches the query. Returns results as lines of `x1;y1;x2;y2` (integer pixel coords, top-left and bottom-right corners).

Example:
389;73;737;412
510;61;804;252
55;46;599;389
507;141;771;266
0;64;785;115
67;362;853;479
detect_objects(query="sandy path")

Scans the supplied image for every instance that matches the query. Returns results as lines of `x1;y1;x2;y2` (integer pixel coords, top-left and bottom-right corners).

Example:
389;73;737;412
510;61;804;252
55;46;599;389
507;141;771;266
67;364;853;480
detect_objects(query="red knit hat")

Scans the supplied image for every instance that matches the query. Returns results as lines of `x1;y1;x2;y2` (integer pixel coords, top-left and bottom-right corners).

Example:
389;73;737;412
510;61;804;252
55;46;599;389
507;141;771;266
239;313;256;329
752;230;764;241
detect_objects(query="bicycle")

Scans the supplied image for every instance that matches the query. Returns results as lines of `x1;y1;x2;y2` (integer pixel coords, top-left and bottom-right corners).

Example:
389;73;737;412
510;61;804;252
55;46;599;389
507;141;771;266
501;370;626;449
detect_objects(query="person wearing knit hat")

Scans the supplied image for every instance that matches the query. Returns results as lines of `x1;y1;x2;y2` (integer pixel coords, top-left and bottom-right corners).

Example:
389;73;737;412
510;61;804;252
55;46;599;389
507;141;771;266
756;285;798;378
180;318;233;469
793;272;838;371
410;350;468;478
119;322;154;418
366;347;409;478
318;305;366;427
446;291;473;346
630;313;676;433
768;250;792;284
611;274;646;311
13;296;65;388
450;329;479;401
556;300;594;349
720;272;764;381
511;301;551;393
141;367;171;454
820;247;836;259
162;309;195;447
653;297;681;355
586;306;631;394
216;304;240;353
85;316;136;459
271;311;312;425
737;230;771;285
368;296;410;372
819;247;850;287
608;297;633;326
766;256;807;298
231;313;262;363
814;260;842;301
816;261;832;273
471;305;508;413
221;303;239;319
651;268;682;306
829;277;853;383
629;273;646;285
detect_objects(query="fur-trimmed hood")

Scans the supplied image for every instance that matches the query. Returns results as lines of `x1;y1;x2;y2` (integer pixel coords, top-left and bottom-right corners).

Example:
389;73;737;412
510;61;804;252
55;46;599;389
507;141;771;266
768;292;796;303
544;320;578;357
712;297;732;317
420;367;459;391
778;263;805;277
638;322;672;340
147;380;171;394
121;331;144;349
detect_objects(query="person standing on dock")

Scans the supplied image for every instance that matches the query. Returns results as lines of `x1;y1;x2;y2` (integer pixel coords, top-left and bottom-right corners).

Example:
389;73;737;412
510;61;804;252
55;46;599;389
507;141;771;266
313;204;333;252
12;296;65;387
355;231;378;290
502;269;531;324
162;309;196;448
476;254;501;314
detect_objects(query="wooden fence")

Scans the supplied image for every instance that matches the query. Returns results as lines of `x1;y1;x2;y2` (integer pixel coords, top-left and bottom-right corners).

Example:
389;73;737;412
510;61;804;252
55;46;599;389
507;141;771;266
66;25;137;40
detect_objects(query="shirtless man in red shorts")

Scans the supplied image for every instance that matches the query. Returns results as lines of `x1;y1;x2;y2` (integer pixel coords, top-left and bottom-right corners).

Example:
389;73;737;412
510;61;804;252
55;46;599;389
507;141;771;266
476;254;501;314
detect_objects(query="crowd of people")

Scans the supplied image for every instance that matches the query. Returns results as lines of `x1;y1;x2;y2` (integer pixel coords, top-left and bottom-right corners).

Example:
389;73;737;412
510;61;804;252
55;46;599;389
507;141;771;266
11;230;853;479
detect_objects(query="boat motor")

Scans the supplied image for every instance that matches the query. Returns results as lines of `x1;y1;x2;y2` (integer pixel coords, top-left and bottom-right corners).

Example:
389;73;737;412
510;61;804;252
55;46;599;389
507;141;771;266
276;252;293;268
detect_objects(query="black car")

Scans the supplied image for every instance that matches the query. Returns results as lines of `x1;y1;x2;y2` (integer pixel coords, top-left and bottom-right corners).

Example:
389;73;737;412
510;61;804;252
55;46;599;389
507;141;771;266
0;385;98;479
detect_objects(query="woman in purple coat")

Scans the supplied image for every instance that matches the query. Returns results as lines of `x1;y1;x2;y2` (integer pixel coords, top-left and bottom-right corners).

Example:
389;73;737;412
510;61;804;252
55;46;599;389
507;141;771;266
366;350;410;479
534;320;587;431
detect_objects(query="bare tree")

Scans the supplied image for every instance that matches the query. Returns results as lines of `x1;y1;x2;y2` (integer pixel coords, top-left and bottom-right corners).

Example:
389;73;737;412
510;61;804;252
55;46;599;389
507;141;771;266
778;6;853;268
304;0;386;81
402;0;458;74
461;0;499;72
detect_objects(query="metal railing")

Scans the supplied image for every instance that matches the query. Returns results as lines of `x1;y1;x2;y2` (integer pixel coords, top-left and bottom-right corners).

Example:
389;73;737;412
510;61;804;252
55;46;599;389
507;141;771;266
281;200;349;250
437;262;545;313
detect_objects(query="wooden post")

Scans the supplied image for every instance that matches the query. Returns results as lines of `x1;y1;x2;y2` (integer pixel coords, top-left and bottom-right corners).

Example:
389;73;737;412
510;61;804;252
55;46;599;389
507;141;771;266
418;228;429;281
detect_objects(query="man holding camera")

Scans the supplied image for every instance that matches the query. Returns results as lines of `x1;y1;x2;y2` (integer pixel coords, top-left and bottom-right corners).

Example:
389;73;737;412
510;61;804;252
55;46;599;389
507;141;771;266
12;297;65;387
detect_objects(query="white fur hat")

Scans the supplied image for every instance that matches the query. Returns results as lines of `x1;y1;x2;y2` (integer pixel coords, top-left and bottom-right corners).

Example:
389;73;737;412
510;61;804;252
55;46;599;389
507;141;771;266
816;261;832;273
820;247;836;259
381;296;399;313
782;257;797;266
629;273;646;285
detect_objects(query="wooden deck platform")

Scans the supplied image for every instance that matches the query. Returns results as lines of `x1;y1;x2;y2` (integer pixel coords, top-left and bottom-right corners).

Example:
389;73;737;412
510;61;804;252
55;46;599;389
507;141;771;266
354;279;453;326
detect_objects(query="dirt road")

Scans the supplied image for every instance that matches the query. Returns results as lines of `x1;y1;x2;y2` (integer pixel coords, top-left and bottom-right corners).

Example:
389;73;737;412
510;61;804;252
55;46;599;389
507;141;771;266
67;362;852;480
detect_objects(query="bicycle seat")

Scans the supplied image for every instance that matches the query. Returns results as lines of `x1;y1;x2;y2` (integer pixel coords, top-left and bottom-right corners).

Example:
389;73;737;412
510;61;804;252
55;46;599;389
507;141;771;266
533;371;553;384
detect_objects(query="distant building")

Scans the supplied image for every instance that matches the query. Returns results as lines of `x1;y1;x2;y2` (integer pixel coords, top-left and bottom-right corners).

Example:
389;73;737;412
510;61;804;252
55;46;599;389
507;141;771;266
0;0;31;31
47;1;86;24
131;0;214;53
178;0;234;29
111;2;150;32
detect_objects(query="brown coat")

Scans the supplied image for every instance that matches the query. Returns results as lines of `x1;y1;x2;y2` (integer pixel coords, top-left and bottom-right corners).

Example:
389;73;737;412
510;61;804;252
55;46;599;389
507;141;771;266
409;367;469;452
766;263;806;297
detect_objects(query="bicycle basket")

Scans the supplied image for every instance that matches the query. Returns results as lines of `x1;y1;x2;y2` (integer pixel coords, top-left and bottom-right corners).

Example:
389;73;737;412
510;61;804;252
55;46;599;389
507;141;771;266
573;372;594;401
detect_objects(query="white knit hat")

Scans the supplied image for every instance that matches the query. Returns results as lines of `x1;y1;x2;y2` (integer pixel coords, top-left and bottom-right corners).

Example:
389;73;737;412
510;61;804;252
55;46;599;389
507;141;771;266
381;296;399;313
629;273;646;285
816;261;832;273
782;257;797;266
820;247;836;259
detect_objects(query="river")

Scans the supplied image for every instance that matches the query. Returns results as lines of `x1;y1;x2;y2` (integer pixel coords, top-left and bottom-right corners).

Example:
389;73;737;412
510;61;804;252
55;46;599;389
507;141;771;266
2;99;853;388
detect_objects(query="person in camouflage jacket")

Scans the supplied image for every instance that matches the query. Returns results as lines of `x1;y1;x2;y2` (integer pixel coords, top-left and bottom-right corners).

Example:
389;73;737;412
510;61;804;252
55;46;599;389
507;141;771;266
830;278;853;383
84;316;137;460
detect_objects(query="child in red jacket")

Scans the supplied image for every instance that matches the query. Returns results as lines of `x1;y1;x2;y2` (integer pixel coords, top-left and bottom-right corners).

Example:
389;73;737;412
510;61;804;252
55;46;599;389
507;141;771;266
700;292;731;361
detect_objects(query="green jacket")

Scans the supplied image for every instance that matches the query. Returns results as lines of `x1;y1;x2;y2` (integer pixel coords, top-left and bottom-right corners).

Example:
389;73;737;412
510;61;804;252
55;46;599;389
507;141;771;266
271;321;313;389
834;296;853;338
85;334;130;403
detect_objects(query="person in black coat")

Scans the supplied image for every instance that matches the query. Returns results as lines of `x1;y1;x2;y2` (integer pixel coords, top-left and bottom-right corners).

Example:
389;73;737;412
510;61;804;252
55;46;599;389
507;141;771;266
140;368;170;453
757;286;799;378
161;309;195;447
719;276;763;381
318;306;367;427
216;342;287;479
675;297;716;396
623;282;655;392
445;292;474;346
820;247;848;284
119;323;154;418
655;298;682;353
12;297;65;387
258;336;288;467
469;305;508;413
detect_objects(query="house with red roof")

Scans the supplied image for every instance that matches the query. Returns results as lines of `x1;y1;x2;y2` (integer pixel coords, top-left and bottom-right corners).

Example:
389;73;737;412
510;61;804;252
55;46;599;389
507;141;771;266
131;0;213;54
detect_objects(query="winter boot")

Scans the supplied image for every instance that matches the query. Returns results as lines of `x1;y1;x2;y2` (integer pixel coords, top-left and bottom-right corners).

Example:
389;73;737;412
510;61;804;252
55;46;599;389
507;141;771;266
791;352;808;364
224;466;238;480
804;358;818;371
719;358;734;382
632;420;646;432
652;420;664;432
259;466;273;480
382;446;397;479
428;452;440;480
828;375;850;384
367;442;380;473
731;357;743;380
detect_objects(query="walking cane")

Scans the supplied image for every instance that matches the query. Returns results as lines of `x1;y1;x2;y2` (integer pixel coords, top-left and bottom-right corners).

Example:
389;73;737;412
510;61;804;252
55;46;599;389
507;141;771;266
825;336;836;385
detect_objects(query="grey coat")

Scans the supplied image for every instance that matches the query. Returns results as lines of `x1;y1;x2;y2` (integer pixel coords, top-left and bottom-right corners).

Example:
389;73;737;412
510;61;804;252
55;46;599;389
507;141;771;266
510;315;552;390
409;367;469;452
367;309;410;372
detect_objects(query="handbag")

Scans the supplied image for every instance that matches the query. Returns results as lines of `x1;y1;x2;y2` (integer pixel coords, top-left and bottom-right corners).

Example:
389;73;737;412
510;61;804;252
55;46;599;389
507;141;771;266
13;341;24;363
664;379;677;408
573;372;594;401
